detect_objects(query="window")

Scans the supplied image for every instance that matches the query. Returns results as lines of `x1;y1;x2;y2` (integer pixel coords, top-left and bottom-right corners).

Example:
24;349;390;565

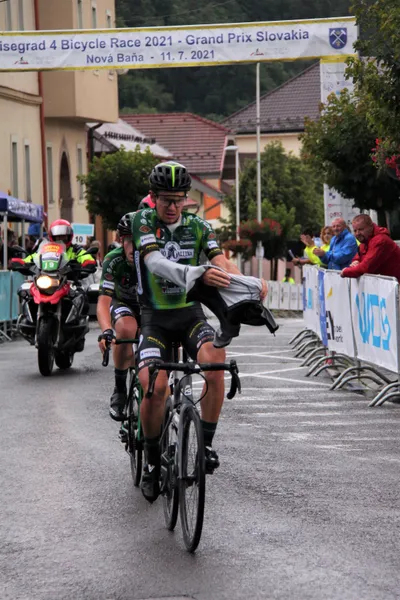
18;0;24;30
106;10;112;28
46;145;54;204
24;143;31;202
91;2;97;28
11;141;18;197
6;0;12;31
77;146;84;202
77;0;83;29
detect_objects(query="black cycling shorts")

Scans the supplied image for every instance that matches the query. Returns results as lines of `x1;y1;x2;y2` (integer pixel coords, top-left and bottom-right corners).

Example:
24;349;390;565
137;305;215;370
110;300;141;326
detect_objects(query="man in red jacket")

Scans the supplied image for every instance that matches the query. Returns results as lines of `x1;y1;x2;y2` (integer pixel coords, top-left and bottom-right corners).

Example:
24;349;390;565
341;214;400;280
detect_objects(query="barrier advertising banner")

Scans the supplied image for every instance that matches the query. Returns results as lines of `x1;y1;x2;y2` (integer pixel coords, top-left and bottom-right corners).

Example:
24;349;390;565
0;271;11;323
289;284;299;310
303;266;320;334
324;270;355;357
279;283;291;310
0;18;357;72
351;275;399;372
267;281;280;309
318;270;328;346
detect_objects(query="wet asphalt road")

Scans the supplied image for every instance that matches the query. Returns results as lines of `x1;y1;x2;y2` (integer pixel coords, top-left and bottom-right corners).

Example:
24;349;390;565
1;319;400;600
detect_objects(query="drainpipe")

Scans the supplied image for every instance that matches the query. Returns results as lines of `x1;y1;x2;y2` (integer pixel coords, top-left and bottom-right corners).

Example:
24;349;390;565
34;0;48;230
87;122;102;239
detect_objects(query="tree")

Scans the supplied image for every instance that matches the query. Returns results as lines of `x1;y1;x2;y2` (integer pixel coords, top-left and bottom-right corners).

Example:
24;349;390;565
348;0;400;145
115;0;352;118
225;142;323;232
347;0;400;178
301;89;400;212
79;147;159;230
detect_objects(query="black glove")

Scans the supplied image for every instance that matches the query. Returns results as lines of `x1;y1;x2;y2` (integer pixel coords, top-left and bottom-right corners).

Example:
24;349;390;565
98;329;116;346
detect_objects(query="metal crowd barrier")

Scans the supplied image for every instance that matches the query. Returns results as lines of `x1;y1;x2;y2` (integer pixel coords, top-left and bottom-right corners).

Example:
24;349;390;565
0;270;24;341
289;265;400;407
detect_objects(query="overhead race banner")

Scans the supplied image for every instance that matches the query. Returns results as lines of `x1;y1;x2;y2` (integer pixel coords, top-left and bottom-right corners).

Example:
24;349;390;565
351;275;399;372
0;17;357;72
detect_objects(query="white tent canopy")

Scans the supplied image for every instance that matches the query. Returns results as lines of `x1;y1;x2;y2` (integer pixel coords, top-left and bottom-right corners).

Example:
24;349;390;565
88;119;172;159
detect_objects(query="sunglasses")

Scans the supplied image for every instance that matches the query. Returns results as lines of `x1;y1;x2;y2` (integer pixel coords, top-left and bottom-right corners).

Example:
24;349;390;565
157;196;186;207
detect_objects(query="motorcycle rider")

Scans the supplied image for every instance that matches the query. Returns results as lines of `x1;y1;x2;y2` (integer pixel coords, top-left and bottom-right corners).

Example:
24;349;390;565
11;220;96;349
97;214;140;421
14;219;96;268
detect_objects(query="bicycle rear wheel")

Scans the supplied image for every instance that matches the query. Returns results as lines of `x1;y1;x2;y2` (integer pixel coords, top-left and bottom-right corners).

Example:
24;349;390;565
161;398;179;530
179;405;206;552
127;371;142;487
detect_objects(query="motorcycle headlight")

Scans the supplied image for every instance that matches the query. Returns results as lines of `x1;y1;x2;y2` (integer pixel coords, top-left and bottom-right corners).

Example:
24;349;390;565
36;276;60;290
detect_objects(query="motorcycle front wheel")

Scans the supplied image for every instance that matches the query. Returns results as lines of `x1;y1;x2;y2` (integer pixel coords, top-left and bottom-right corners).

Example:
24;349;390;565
37;319;55;376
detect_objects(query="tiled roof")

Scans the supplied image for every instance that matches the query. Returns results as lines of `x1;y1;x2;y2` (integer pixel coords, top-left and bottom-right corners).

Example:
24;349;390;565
120;113;231;176
223;62;321;134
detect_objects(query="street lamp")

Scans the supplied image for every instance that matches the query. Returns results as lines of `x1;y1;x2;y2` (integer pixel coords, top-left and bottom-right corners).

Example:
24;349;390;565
225;144;241;270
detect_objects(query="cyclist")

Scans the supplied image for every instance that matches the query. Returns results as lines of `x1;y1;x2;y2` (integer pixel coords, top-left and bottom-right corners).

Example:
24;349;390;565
138;193;155;210
130;161;267;502
97;214;140;421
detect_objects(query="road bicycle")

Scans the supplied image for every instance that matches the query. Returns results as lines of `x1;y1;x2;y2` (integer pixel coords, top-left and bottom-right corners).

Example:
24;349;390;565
101;337;143;486
101;338;241;552
147;348;241;552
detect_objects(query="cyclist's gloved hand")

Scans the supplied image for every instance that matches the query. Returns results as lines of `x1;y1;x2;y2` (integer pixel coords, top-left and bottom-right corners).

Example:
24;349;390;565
98;328;116;353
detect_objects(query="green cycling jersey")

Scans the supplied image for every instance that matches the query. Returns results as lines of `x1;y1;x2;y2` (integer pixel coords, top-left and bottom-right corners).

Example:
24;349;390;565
131;208;223;310
99;246;138;306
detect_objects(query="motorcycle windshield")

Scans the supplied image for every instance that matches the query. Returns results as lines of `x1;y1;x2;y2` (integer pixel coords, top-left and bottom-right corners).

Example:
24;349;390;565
34;241;68;272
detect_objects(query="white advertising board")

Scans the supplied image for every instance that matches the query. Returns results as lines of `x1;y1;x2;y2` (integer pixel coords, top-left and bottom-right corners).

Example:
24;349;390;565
351;276;399;372
289;284;300;310
279;283;291;310
324;270;355;358
320;59;359;228
267;281;280;309
303;266;320;334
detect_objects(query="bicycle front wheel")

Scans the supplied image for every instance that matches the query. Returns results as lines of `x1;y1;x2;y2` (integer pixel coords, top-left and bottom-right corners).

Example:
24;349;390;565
161;398;179;531
179;405;206;553
127;372;142;487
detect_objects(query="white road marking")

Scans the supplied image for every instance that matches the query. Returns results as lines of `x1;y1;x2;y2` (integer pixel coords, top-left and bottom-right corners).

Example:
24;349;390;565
228;352;302;361
252;374;332;387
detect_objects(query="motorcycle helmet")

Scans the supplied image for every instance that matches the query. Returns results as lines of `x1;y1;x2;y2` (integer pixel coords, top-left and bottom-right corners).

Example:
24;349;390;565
48;219;74;247
149;161;191;193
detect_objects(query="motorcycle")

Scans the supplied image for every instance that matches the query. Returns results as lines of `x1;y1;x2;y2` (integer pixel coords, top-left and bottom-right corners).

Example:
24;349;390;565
12;240;95;376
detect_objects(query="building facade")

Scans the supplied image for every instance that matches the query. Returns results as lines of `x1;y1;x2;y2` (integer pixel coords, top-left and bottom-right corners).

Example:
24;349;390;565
39;0;119;225
0;1;43;209
0;0;118;232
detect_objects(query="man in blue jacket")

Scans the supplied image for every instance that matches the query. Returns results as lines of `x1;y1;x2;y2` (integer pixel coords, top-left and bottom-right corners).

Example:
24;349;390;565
313;218;358;270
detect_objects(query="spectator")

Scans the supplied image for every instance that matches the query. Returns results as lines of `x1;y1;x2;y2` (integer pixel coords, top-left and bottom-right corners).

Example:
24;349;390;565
320;226;334;253
292;229;322;266
341;214;400;280
282;268;295;284
314;218;358;270
88;239;102;261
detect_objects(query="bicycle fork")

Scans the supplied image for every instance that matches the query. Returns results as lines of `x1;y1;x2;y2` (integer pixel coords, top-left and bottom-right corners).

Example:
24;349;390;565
160;411;179;495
